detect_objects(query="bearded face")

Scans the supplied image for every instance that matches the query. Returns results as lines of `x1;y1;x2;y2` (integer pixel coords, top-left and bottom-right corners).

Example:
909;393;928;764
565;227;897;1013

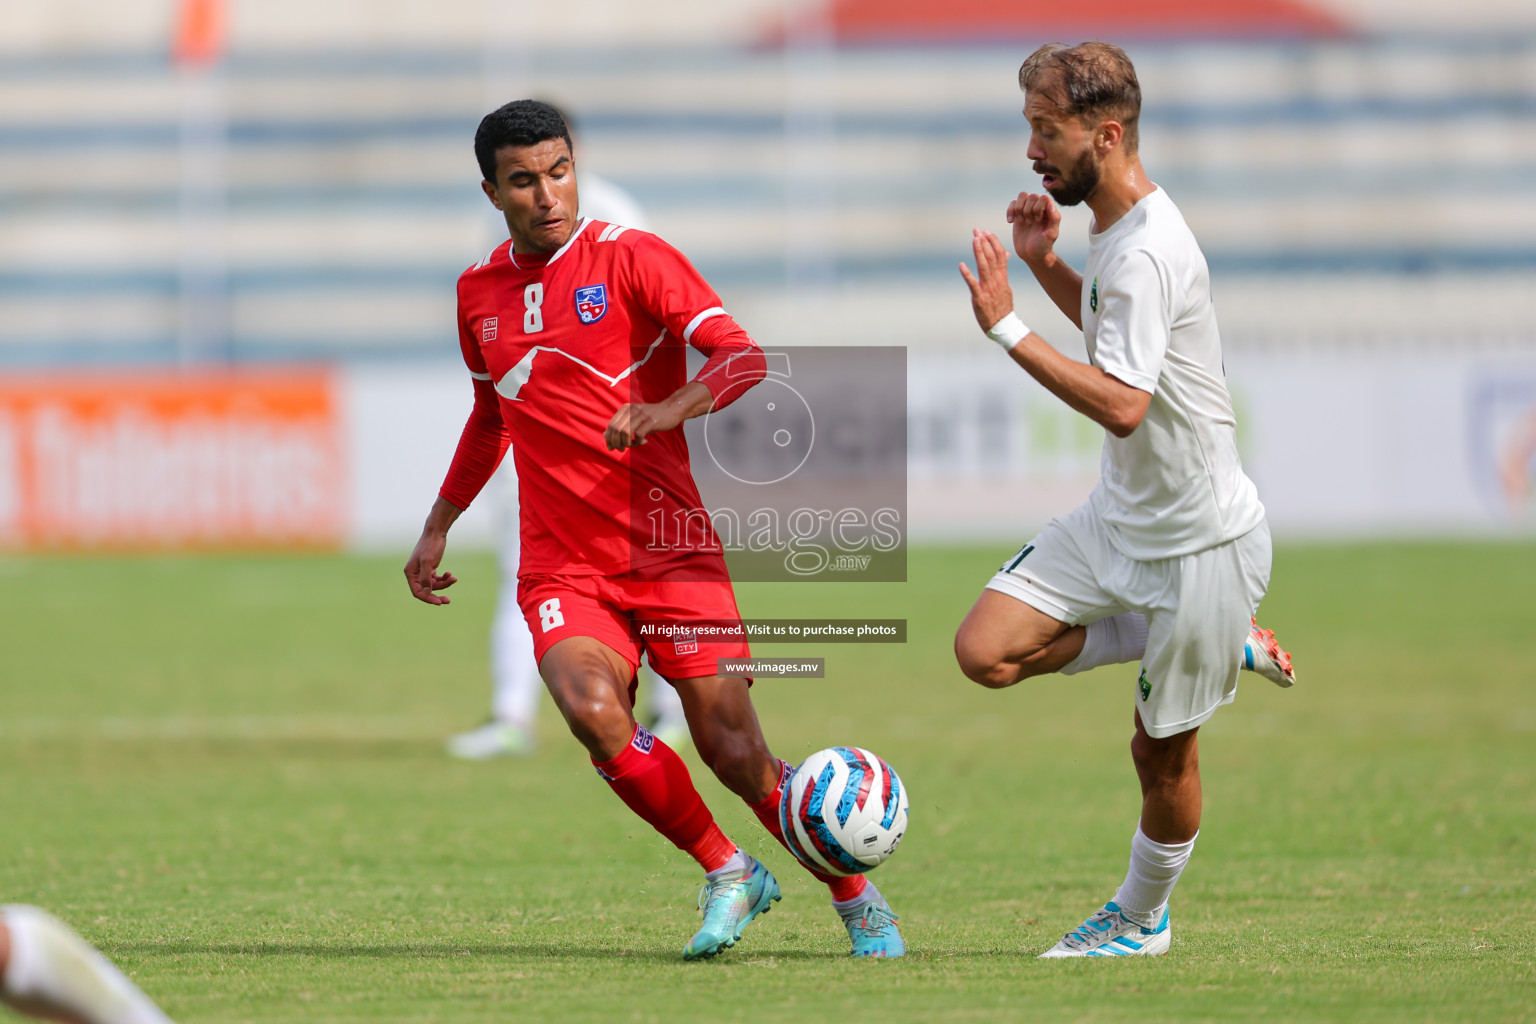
1023;87;1106;208
1034;143;1101;207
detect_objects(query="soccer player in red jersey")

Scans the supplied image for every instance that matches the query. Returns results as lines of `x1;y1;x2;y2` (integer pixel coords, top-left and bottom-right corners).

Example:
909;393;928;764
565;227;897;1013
403;100;904;959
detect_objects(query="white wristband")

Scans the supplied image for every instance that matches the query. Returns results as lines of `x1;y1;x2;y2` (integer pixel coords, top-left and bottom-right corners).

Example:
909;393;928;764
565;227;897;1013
985;312;1029;351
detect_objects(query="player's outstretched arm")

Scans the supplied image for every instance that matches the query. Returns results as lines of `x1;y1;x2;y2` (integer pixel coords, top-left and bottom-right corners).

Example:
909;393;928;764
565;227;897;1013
416;369;509;604
960;229;1150;438
1008;191;1083;329
404;497;462;605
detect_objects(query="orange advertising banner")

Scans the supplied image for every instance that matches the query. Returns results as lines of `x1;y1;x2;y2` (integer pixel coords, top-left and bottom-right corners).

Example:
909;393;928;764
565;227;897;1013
0;369;346;550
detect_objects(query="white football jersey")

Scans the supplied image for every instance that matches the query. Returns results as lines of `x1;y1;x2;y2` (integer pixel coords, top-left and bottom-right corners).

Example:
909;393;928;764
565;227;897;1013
1081;186;1265;559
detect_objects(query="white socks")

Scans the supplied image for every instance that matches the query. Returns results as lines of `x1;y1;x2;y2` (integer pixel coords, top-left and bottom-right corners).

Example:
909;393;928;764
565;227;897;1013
832;879;882;913
1060;613;1149;676
1113;827;1197;928
705;848;752;881
1;905;174;1024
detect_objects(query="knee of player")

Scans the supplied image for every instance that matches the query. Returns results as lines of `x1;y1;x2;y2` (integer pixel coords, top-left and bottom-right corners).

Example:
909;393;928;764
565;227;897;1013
953;632;1018;689
554;686;630;740
1130;728;1197;779
566;694;625;728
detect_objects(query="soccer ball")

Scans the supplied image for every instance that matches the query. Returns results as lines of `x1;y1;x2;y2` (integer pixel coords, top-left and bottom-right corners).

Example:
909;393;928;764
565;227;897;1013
778;746;909;876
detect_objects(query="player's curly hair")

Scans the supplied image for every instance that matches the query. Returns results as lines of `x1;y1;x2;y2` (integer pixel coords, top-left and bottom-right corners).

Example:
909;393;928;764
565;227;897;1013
1018;42;1141;153
474;99;573;182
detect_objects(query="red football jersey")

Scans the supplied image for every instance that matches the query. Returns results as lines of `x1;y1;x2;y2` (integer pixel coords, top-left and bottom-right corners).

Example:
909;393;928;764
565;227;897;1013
440;218;765;579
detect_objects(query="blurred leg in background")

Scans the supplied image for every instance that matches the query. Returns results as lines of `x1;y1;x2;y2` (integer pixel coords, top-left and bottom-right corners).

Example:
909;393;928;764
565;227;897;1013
0;905;174;1024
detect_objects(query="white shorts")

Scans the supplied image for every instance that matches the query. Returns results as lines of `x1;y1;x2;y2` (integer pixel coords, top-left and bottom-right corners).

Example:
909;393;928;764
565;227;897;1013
985;502;1272;738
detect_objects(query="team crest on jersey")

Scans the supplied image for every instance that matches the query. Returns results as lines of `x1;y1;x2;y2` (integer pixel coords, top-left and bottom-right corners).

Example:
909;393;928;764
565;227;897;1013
1090;277;1099;314
481;316;498;343
574;284;608;324
1138;666;1152;702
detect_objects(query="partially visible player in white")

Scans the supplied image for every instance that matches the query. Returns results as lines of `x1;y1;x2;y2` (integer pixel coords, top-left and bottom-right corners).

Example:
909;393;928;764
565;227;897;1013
446;107;689;760
954;42;1295;958
0;905;174;1023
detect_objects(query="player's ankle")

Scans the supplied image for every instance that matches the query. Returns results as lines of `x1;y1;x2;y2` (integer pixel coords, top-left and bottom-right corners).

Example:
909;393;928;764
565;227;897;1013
1115;901;1164;928
827;875;870;907
704;848;751;881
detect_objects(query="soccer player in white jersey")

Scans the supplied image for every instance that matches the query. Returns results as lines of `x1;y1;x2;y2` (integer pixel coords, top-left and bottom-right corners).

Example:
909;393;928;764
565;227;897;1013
955;42;1295;958
445;109;690;760
0;905;174;1022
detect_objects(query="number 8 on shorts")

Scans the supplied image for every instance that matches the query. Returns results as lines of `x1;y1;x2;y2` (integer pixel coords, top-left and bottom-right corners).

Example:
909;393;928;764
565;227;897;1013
538;597;564;632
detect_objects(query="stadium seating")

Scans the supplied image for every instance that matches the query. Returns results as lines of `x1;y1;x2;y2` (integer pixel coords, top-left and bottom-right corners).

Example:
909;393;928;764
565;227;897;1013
1;38;1533;363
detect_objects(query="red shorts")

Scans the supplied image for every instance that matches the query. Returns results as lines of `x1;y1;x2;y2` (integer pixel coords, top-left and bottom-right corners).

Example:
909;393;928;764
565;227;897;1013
517;571;753;683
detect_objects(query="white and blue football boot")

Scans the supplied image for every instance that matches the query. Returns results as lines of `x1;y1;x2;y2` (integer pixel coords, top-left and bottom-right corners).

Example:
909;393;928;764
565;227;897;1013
1038;901;1171;958
682;856;781;960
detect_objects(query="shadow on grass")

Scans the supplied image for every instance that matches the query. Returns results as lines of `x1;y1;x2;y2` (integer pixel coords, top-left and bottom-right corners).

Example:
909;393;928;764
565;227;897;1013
106;940;1026;963
105;941;843;963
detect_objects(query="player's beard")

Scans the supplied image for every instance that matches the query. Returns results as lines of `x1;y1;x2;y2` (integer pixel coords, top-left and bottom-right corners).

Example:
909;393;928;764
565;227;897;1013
1039;148;1101;207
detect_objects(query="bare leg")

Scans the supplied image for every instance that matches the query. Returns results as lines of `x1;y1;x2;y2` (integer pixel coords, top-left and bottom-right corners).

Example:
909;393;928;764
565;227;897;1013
539;636;640;760
1131;709;1201;843
670;675;779;804
954;589;1085;688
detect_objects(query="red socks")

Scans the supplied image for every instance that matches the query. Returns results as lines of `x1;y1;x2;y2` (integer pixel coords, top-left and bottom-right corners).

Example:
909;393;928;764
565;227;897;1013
747;759;868;904
592;726;736;873
593;734;869;902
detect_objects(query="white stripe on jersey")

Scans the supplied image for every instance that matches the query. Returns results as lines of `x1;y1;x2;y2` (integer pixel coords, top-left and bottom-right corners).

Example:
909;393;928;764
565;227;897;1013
682;306;727;342
494;328;668;403
469;371;492;380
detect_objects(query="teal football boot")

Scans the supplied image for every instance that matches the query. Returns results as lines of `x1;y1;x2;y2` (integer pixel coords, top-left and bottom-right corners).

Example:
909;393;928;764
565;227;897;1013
839;894;905;958
681;857;781;960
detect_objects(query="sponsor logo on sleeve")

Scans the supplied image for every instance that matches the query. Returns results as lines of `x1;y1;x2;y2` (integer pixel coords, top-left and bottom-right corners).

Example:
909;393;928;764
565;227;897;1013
1137;666;1152;702
575;284;608;324
1090;277;1099;314
482;317;498;343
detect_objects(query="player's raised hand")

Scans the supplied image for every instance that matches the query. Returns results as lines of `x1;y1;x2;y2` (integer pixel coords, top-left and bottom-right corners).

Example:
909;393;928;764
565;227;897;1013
958;229;1015;333
1007;191;1061;264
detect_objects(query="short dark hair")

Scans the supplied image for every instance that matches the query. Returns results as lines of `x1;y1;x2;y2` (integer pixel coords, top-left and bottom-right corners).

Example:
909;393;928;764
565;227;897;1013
1019;42;1141;153
474;99;572;183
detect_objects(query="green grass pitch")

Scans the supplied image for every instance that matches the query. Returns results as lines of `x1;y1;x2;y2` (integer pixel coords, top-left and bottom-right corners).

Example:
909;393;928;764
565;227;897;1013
1;543;1532;1022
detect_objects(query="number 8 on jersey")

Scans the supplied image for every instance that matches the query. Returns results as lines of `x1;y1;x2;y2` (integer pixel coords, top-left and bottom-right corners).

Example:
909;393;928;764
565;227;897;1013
524;283;544;334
